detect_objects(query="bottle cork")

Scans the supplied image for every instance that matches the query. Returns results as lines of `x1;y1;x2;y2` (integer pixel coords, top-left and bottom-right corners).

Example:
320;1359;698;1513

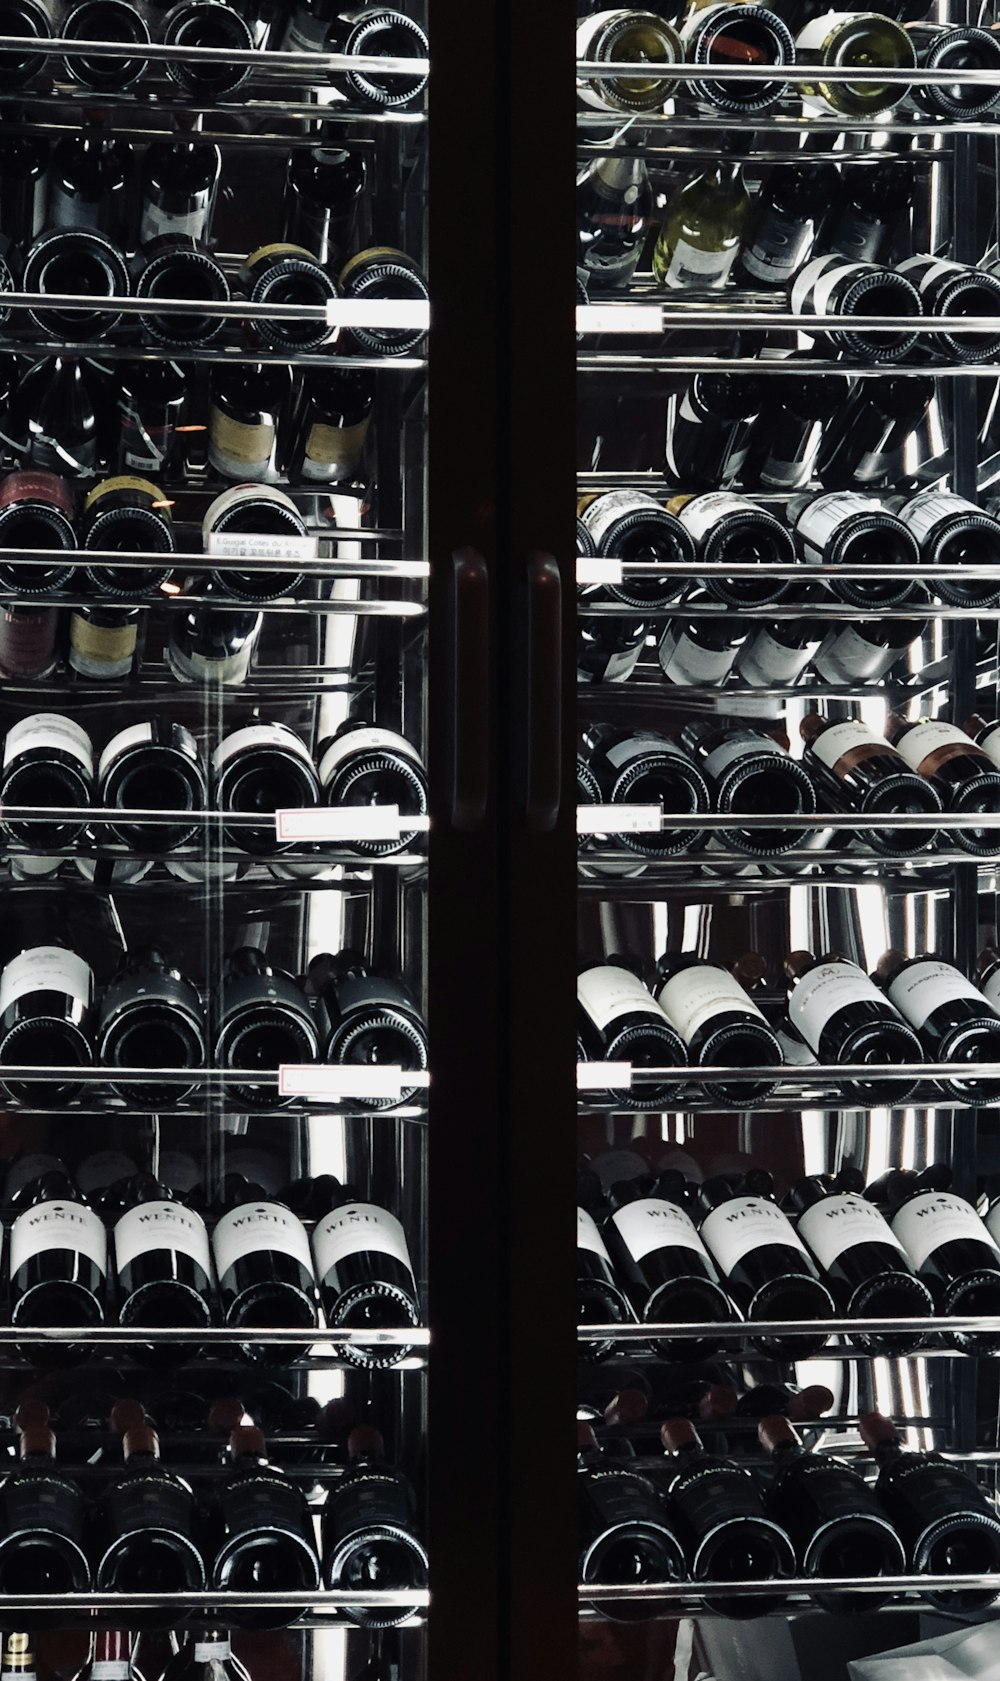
784;950;816;983
578;1420;599;1453
13;1399;50;1432
19;1426;55;1459
859;1411;900;1452
758;1414;799;1454
660;1416;699;1453
208;1398;246;1433
123;1425;159;1460
110;1399;146;1436
787;1385;835;1422
348;1424;384;1460
229;1425;266;1459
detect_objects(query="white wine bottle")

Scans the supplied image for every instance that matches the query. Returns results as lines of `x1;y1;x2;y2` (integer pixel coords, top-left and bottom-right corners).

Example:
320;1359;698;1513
576;10;682;113
652;158;749;291
796;11;916;115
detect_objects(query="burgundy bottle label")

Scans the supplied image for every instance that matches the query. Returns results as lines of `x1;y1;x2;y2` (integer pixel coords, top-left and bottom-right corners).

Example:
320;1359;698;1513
0;471;75;516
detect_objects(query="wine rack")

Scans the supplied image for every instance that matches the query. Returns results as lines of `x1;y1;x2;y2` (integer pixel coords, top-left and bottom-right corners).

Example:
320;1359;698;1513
0;11;433;1681
574;12;1000;1668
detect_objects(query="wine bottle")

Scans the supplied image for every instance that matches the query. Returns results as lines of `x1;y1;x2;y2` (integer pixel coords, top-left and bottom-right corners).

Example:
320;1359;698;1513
161;0;254;95
733;1381;833;1423
976;943;1000;1010
215;948;319;1107
578;957;688;1106
134;236;230;351
8;1166;106;1362
96;948;206;1108
0;126;47;244
337;247;428;356
678;4;796;114
0;1420;90;1592
907;22;1000;120
310;950;428;1109
799;712;941;856
165;587;263;688
0;1637;44;1681
212;722;319;856
47;125;132;241
577;1423;685;1621
785;1170;933;1350
680;719;817;857
317;721;427;857
885;716;1000;859
93;1422;206;1604
312;1191;421;1366
790;255;923;363
658;1417;795;1616
577;154;652;292
653;158;750;290
673;492;796;609
290;366;374;483
875;948;1000;1099
212;1180;318;1364
789;490;921;610
576;9;681;112
868;1166;1000;1353
812;617;925;686
819;159;913;265
145;1634;238;1681
582;723;710;857
23;227;129;338
112;1174;215;1362
898;256;1000;365
655;955;783;1104
0;944;94;1106
695;1172;835;1357
578;606;649;684
139;135;221;246
79;481;174;612
208;363;293;483
758;1415;905;1610
734;616;822;688
1;712;93;873
736;161;836;288
116;360;189;479
62;0;149;91
816;375;934;492
284;144;366;272
576;491;695;606
605;1175;734;1356
204;1425;320;1625
203;484;309;603
241;242;337;353
321;8;428;108
99;720;206;852
860;1411;1000;1610
577;1199;637;1359
796;10;916;113
893;491;1000;610
738;370;850;491
664;371;766;490
6;357;101;480
321;1426;428;1626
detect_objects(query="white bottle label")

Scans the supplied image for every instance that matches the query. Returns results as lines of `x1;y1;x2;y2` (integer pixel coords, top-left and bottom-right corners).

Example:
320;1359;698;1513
139;201;208;246
794;492;876;559
811;260;866;320
213;1201;314;1278
98;721;156;784
703;732;781;781
885;958;990;1031
700;1196;811;1272
736;626;817;686
578;965;662;1033
10;1200;107;1274
192;1643;231;1663
3;713;93;775
0;947;92;1013
795;8;866;47
603;732;686;771
92;1665;131;1680
611;1198;718;1270
213;723;313;773
114;1200;212;1274
798;1192;908;1270
658;626;737;685
677;491;758;545
894;1191;1000;1271
318;727;421;784
813;623;888;682
807;717;887;771
577;1206;612;1260
662;236;735;291
580;490;664;549
896;492;980;544
891;719;980;774
312;1202;412;1276
789;959;883;1051
898;254;960;293
790;252;837;317
656;964;768;1045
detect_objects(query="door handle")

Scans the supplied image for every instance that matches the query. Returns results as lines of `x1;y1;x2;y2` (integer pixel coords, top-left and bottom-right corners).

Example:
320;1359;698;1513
449;547;489;832
524;552;562;834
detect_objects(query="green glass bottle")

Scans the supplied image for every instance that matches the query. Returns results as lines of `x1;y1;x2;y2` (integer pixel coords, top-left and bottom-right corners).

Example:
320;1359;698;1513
652;159;749;290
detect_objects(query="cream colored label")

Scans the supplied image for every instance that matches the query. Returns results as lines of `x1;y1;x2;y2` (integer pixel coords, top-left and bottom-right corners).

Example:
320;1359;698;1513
209;408;274;466
70;615;137;664
303;417;369;479
84;475;164;511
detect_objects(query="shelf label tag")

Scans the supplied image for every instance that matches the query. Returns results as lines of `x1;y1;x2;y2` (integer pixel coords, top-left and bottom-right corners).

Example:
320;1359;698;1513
279;1064;431;1099
207;532;318;561
324;299;431;330
577;1061;633;1090
577;304;663;334
577;556;624;585
576;804;661;834
275;807;430;842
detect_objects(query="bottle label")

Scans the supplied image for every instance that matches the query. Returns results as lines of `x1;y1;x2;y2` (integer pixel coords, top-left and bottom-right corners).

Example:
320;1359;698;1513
92;1665;131;1679
797;1191;907;1269
69;611;137;678
658;625;737;685
10;1199;107;1274
578;965;659;1032
327;1469;414;1543
603;732;688;771
212;1201;314;1277
48;185;102;234
893;1190;999;1270
192;1647;231;1665
312;1202;413;1276
662;236;736;291
891;719;989;778
790;251;835;315
896;492;978;544
741;209;814;283
579;490;661;549
3;712;93;774
114;1200;212;1274
675;491;754;544
0;946;92;1013
789;958;882;1049
139;200;208;245
703;732;782;781
611;1198;718;1269
736;625;816;686
806;716;888;773
898;254;960;293
813;622;886;681
302;418;370;480
318;726;420;784
98;721;157;784
600;638;646;682
700;1196;811;1272
208;407;274;478
794;491;875;559
577;1206;611;1260
656;964;768;1044
885;957;989;1031
213;723;313;773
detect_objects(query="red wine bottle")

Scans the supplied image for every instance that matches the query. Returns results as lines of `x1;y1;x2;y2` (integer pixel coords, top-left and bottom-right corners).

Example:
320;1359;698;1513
204;1425;320;1626
654;954;782;1104
321;1426;428;1627
576;1191;636;1361
577;1422;685;1623
310;950;428;1111
866;1165;1000;1353
784;949;924;1104
8;1164;107;1364
0;944;95;1107
211;1176;319;1366
875;949;1000;1102
111;1173;215;1364
799;712;942;857
93;1422;206;1610
0;1420;90;1593
578;957;688;1109
311;1185;421;1368
604;1174;734;1358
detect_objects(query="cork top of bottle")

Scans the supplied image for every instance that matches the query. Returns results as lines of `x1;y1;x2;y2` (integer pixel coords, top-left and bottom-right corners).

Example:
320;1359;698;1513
110;1399;146;1436
208;1398;246;1433
13;1400;49;1431
230;1425;266;1460
348;1424;384;1460
700;1385;738;1421
788;1385;835;1421
784;950;816;982
964;714;989;739
123;1425;159;1460
732;952;767;987
874;949;907;983
603;1389;648;1428
799;712;825;742
317;1396;357;1438
19;1426;54;1459
859;1411;901;1452
758;1414;799;1454
660;1417;701;1454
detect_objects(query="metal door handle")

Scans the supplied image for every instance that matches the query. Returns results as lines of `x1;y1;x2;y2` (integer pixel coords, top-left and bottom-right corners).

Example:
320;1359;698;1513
524;552;562;833
449;547;489;832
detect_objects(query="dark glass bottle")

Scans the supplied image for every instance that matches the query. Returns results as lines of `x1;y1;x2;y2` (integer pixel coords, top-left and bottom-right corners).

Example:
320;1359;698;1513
134;236;230;352
310;950;428;1111
321;9;429;109
291;366;374;483
111;1173;215;1363
657;594;746;688
582;723;709;858
789;254;922;364
99;719;206;852
47;128;132;242
812;617;925;686
654;954;783;1104
867;1165;1000;1353
211;1176;319;1364
1;712;93;871
681;718;816;857
62;0;150;92
81;475;175;596
151;1633;243;1681
664;372;766;491
321;1426;428;1627
96;948;206;1108
577;1422;685;1623
577;1181;636;1360
93;1423;206;1608
814;377;934;491
674;491;796;609
0;943;95;1106
695;1172;835;1358
23;227;129;339
738;369;850;492
908;22;1000;119
139;138;222;246
577;154;652;291
208;362;292;483
578;956;687;1108
117;360;190;478
161;0;255;96
893;491;1000;609
886;716;1000;860
576;490;696;608
605;1174;734;1357
6;358;101;480
241;242;337;353
8;1166;107;1363
165;586;263;688
736;161;836;289
212;720;318;860
284;145;366;272
799;711;942;856
0;1421;90;1593
0;128;47;245
788;490;921;610
578;605;649;684
215;949;319;1107
819;159;913;265
311;1185;421;1368
316;719;426;857
783;949;925;1104
204;1426;320;1626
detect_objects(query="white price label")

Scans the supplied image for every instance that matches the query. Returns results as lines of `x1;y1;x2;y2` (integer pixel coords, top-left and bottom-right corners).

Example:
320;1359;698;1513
278;1063;431;1099
576;304;663;334
576;804;662;834
577;1061;633;1090
576;556;624;585
324;299;430;331
275;806;430;842
207;531;318;562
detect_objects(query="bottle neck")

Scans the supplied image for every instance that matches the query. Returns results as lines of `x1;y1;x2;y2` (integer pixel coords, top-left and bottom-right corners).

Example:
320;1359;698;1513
712;160;742;192
593;154;646;194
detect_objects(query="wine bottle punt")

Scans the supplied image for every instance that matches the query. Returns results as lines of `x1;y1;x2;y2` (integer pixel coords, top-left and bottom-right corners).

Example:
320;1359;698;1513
0;0;50;85
908;22;1000;119
62;0;150;92
674;492;796;609
337;246;428;356
655;954;783;1104
321;1426;428;1627
868;1165;1000;1352
784;949;925;1103
212;722;319;856
134;236;231;352
898;256;1000;365
161;0;255;95
23;227;129;339
695;1172;835;1358
322;8;429;109
577;1423;686;1623
97;948;206;1108
312;1192;421;1367
578;958;688;1107
789;491;922;609
242;243;338;353
605;1176;735;1357
215;947;319;1107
